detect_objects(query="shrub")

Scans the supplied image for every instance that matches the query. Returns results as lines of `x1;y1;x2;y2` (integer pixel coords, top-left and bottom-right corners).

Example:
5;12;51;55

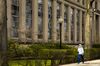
8;41;100;65
84;48;100;60
92;44;100;48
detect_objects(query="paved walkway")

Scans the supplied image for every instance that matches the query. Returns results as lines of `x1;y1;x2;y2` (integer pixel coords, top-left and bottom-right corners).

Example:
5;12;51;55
59;59;100;66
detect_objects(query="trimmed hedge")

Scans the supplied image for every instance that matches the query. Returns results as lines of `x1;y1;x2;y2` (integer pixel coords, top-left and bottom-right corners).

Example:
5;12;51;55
84;48;100;60
92;44;100;48
8;44;77;65
8;42;100;65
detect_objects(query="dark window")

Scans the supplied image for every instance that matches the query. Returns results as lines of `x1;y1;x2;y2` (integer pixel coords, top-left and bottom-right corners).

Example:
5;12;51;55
70;8;74;42
26;0;32;38
12;0;19;37
48;0;52;39
64;5;68;41
38;0;43;39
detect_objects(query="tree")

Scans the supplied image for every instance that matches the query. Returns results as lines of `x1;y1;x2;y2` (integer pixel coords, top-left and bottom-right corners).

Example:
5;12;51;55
85;0;91;49
85;0;95;48
0;0;8;66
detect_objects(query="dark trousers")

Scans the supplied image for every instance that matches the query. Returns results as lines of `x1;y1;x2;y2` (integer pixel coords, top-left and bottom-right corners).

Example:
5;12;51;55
77;54;84;63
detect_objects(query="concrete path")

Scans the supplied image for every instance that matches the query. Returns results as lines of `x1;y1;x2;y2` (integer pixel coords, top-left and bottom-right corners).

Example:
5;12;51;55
59;59;100;66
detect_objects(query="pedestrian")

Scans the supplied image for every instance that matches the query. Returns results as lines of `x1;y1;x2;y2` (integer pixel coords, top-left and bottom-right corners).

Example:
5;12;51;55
77;44;84;64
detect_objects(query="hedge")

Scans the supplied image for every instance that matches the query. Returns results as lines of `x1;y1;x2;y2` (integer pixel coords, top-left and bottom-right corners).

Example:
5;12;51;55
8;43;100;65
84;48;100;60
92;44;100;48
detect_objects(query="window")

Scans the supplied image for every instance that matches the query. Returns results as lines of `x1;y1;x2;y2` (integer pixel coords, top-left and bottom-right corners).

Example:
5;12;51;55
12;0;19;37
12;29;18;37
12;5;19;15
95;1;98;9
96;15;99;42
38;0;43;39
64;5;68;41
77;10;80;41
82;0;85;5
12;0;19;6
77;0;79;2
82;12;85;42
26;0;32;38
48;0;52;39
70;7;74;42
56;2;61;40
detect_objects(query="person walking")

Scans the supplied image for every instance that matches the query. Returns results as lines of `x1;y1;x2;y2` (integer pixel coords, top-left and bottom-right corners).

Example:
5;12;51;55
77;44;84;64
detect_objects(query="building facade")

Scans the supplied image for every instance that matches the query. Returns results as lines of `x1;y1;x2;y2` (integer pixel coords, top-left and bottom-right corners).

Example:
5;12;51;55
7;0;100;44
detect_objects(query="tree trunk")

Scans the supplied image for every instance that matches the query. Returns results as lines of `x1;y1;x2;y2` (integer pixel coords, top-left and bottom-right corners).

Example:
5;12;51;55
85;0;91;48
0;0;8;66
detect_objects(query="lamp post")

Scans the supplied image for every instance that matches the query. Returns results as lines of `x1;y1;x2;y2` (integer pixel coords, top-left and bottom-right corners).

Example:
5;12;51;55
58;17;63;49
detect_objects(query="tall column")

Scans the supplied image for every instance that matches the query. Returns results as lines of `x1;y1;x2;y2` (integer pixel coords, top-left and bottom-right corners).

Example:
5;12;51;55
60;0;64;43
43;0;48;42
67;6;71;42
32;0;38;42
73;9;77;43
7;0;12;39
51;0;57;42
79;10;82;43
18;0;26;42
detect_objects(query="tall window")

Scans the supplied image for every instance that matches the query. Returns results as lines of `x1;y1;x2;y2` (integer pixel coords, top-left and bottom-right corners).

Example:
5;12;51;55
64;5;68;42
96;15;99;42
70;7;74;42
48;0;52;39
82;12;85;42
95;1;98;9
12;0;19;37
38;0;43;39
56;2;61;40
26;0;32;38
12;0;18;5
77;10;80;42
82;0;85;5
77;0;79;2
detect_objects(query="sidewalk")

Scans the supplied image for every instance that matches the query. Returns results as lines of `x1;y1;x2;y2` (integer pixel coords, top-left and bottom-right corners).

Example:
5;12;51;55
59;59;100;66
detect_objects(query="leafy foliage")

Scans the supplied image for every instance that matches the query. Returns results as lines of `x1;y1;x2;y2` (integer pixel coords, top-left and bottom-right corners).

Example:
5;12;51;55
8;40;100;65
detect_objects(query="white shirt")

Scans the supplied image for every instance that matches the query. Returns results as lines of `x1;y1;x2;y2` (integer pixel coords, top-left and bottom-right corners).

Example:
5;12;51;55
78;47;84;55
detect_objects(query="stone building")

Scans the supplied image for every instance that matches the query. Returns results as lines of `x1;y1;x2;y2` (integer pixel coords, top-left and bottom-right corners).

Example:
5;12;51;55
7;0;100;44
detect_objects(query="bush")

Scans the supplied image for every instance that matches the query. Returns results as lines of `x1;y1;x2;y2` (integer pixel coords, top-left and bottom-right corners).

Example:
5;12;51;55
84;48;100;60
92;44;100;48
8;41;100;65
